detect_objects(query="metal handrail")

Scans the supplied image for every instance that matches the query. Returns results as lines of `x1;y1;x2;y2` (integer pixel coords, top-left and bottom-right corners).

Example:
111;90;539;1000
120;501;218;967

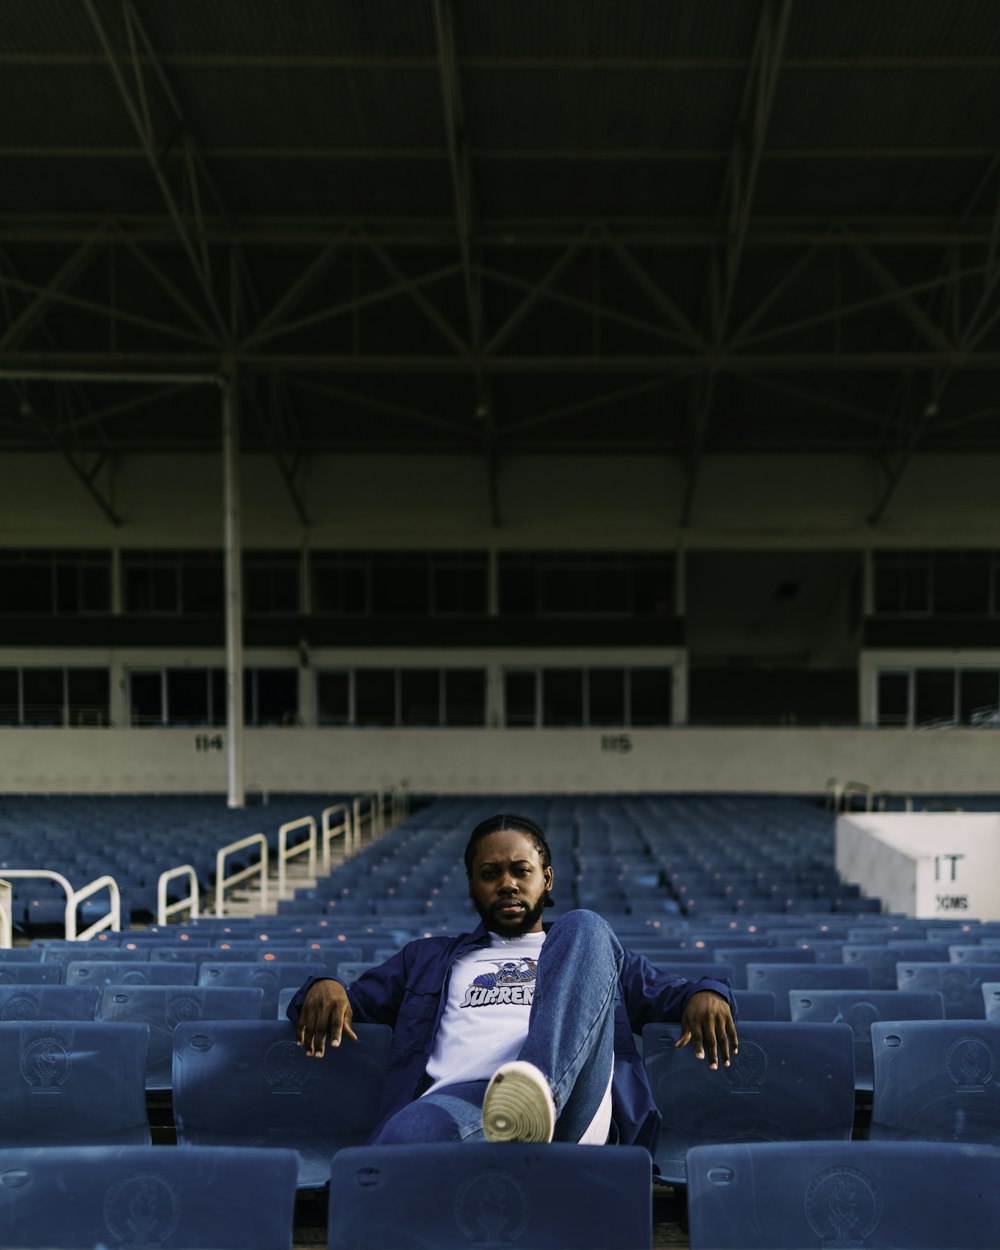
278;816;317;898
841;781;874;813
157;864;201;925
215;833;268;917
0;879;11;948
352;791;382;852
0;869;121;940
321;804;352;872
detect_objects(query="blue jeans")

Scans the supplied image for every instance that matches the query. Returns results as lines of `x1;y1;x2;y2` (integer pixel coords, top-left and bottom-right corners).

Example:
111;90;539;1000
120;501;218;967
370;909;623;1144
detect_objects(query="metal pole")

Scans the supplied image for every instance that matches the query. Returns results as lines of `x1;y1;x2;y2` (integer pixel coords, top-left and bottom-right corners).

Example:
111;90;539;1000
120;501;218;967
222;374;245;808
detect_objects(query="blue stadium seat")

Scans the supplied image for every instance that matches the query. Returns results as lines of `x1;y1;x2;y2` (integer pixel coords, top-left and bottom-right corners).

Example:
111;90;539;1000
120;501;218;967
789;989;945;1088
731;990;777;1020
983;982;1000;1021
0;1144;299;1249
0;984;100;1022
0;1021;150;1146
196;961;320;1016
98;985;265;1088
895;961;1000;1018
172;1019;392;1187
870;1020;1000;1143
746;962;871;1020
712;946;815;990
642;1021;855;1183
65;960;198;988
686;1140;1000;1249
327;1143;651;1250
0;964;61;986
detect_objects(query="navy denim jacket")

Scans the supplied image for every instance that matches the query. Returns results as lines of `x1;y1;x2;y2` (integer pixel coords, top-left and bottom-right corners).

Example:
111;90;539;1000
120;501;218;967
286;918;736;1155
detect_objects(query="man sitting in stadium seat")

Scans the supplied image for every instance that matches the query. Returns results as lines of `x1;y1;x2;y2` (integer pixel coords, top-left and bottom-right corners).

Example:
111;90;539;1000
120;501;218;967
288;814;738;1151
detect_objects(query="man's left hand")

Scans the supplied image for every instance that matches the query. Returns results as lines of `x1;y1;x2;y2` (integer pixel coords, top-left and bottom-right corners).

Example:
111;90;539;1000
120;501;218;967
675;990;739;1070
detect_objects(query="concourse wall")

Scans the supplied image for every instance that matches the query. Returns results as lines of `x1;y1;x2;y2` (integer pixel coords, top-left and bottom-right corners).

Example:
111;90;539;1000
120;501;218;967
837;812;1000;921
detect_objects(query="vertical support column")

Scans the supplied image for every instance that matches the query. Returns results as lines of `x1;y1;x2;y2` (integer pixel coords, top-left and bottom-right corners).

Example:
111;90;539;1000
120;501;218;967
222;372;245;808
673;546;688;724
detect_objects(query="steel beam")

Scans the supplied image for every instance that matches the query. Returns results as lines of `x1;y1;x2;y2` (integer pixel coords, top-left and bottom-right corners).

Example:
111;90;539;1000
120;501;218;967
0;234;106;350
82;0;227;340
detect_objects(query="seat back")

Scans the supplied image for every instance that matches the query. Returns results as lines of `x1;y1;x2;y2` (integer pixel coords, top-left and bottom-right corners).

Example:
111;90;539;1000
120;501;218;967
327;1143;651;1250
687;1140;1000;1249
172;1019;391;1187
65;960;197;988
731;990;777;1020
870;1019;1000;1142
790;989;945;1088
0;1021;150;1146
642;1021;855;1183
196;962;319;1016
983;981;1000;1021
98;986;265;1088
895;962;1000;1018
0;984;100;1022
0;1144;298;1249
0;965;60;986
746;963;871;1019
712;946;815;989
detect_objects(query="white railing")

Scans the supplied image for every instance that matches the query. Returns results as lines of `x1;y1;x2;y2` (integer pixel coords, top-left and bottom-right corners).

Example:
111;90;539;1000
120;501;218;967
352;791;382;850
0;869;121;940
841;780;874;812
157;864;201;925
277;816;317;898
215;833;268;917
321;803;353;871
390;785;410;827
0;879;11;948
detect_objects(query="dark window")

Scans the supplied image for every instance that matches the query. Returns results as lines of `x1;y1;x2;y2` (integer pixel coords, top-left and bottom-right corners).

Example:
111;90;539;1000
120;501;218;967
934;555;990;615
444;669;486;726
504;671;537;727
167;669;210;725
245;552;299;614
874;554;931;614
629;668;672;726
588;669;626;726
499;566;537;614
180;559;224;614
634;565;675;615
542;669;584;726
210;669;228;726
67;669;110;726
499;552;674;616
959;670;999;725
400;669;440;726
0;670;18;723
129;672;163;726
370;558;429;614
22;669;64;725
123;563;178;613
914;669;955;725
251;669;298;726
317;672;351;725
355;669;396;726
432;559;488;614
5;562;52;613
877;672;910;726
311;555;369;613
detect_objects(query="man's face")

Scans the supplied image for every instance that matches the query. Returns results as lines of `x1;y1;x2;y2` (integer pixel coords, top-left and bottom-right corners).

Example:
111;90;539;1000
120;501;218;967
468;828;554;938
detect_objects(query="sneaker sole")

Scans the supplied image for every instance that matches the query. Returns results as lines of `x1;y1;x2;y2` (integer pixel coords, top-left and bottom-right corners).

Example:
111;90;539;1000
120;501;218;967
482;1063;555;1143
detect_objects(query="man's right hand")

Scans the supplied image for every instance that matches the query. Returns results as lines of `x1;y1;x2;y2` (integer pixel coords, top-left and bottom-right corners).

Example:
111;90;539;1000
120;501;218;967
296;979;358;1058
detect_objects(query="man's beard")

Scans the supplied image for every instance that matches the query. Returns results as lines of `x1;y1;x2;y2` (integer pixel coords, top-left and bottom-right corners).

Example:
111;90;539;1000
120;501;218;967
474;894;548;938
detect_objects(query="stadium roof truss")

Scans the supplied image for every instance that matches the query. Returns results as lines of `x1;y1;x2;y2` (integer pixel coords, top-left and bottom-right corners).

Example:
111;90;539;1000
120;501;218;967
2;0;1000;526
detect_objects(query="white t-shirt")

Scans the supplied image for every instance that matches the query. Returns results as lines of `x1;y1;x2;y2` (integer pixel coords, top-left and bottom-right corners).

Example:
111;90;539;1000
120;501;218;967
423;930;613;1144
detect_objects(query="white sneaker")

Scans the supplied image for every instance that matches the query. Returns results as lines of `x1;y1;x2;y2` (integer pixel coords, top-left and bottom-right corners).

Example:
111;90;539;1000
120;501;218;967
482;1060;556;1143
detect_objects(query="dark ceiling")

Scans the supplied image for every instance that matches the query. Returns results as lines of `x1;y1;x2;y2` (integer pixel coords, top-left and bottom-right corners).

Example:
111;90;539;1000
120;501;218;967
2;0;1000;525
